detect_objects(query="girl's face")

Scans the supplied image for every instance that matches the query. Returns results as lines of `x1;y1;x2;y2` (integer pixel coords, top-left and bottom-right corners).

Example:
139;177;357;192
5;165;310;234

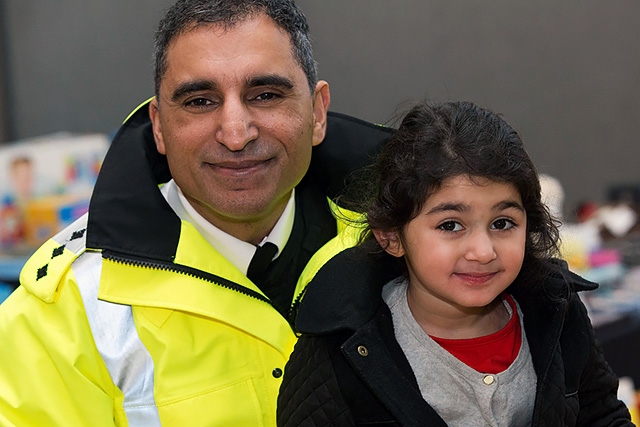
375;175;527;319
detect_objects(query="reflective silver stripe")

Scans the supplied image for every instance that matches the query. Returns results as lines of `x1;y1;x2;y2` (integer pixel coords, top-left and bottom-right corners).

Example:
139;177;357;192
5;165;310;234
51;214;90;254
73;252;161;426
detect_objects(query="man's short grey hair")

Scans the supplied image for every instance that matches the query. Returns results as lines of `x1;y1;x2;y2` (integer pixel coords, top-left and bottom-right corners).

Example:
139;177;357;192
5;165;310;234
153;0;318;96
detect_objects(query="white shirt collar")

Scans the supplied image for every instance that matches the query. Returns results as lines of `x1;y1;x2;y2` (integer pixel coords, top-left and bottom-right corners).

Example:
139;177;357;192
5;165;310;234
160;179;295;276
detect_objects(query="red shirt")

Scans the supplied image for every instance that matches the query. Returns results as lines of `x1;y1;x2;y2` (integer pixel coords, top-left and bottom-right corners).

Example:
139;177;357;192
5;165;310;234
430;295;521;374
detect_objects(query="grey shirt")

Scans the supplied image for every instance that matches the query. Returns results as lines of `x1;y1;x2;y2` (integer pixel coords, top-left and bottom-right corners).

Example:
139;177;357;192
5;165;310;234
383;278;537;427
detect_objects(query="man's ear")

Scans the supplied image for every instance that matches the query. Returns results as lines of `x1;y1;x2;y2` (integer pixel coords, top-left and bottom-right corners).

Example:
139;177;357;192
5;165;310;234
372;229;405;257
149;97;166;154
311;80;330;147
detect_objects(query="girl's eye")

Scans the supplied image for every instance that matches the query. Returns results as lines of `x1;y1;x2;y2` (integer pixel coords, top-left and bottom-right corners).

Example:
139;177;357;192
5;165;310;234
438;221;462;232
492;218;515;230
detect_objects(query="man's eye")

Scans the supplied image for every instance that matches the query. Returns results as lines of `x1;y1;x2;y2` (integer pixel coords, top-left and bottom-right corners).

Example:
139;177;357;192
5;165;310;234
492;218;515;230
438;221;462;232
254;92;280;101
185;98;213;107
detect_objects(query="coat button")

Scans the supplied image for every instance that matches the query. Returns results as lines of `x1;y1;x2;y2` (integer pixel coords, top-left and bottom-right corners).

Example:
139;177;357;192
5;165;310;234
357;345;369;357
483;375;495;385
272;368;283;378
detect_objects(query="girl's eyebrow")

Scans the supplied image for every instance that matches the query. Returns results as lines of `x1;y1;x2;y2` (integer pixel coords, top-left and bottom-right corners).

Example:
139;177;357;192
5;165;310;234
496;200;525;212
426;199;525;215
426;202;466;215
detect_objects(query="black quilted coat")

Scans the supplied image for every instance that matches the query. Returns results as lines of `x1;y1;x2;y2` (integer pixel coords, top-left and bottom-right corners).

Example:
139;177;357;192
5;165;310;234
277;247;633;426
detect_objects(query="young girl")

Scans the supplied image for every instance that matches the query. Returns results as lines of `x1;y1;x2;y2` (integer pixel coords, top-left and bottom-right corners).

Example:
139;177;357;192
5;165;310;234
277;101;632;426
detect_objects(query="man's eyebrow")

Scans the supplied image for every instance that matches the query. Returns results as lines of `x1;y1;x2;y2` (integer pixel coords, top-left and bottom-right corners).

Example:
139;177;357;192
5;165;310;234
170;80;217;102
247;74;294;90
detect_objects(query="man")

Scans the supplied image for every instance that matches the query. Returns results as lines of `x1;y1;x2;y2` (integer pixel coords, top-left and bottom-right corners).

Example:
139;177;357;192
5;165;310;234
0;0;391;425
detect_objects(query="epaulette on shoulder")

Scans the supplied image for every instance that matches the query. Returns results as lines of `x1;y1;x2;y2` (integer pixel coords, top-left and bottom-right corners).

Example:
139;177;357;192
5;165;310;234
20;214;89;303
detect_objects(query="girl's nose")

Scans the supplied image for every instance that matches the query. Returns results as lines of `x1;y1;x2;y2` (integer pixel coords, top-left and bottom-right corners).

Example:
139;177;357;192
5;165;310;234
464;231;497;263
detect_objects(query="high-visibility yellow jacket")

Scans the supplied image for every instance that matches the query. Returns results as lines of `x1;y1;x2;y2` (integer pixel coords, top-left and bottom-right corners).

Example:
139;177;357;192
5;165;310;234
0;101;391;426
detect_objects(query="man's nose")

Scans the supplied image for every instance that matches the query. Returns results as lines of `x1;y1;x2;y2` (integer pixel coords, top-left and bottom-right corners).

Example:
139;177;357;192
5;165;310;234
464;231;497;263
214;100;258;151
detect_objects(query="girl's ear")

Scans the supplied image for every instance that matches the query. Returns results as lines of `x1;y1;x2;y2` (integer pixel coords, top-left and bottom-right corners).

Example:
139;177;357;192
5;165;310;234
372;229;405;257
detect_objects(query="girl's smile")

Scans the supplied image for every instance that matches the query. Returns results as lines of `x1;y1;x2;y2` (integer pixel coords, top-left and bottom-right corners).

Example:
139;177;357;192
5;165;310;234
453;271;499;286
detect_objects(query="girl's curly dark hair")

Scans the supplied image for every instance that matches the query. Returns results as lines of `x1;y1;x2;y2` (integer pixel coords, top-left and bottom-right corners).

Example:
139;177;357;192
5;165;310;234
346;100;561;284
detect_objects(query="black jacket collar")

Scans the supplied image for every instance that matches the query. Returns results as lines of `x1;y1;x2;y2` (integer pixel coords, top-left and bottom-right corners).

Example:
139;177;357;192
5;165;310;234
296;246;403;334
86;101;393;262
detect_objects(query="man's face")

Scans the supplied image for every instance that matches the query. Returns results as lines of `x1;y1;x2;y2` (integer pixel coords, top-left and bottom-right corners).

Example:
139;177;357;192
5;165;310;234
150;15;330;243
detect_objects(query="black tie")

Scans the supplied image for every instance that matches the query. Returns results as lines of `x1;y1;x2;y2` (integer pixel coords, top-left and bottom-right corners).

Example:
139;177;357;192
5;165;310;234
247;242;278;282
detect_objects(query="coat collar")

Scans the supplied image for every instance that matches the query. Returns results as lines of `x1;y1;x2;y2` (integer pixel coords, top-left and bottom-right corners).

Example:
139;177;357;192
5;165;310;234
295;246;403;334
85;100;393;262
86;100;178;260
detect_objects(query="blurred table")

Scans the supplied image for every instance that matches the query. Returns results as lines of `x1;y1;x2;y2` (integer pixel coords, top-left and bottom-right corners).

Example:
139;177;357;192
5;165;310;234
585;263;640;387
595;314;640;386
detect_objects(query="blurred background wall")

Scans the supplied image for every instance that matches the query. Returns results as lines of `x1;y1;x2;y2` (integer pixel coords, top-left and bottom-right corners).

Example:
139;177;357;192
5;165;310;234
0;0;10;142
0;0;639;217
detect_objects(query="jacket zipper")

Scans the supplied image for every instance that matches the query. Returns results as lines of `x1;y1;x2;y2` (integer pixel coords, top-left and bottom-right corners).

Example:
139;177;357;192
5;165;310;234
103;251;272;304
287;286;308;327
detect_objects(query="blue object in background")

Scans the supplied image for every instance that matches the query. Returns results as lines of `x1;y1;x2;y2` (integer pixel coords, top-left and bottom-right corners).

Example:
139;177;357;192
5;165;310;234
0;255;26;303
0;282;16;303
